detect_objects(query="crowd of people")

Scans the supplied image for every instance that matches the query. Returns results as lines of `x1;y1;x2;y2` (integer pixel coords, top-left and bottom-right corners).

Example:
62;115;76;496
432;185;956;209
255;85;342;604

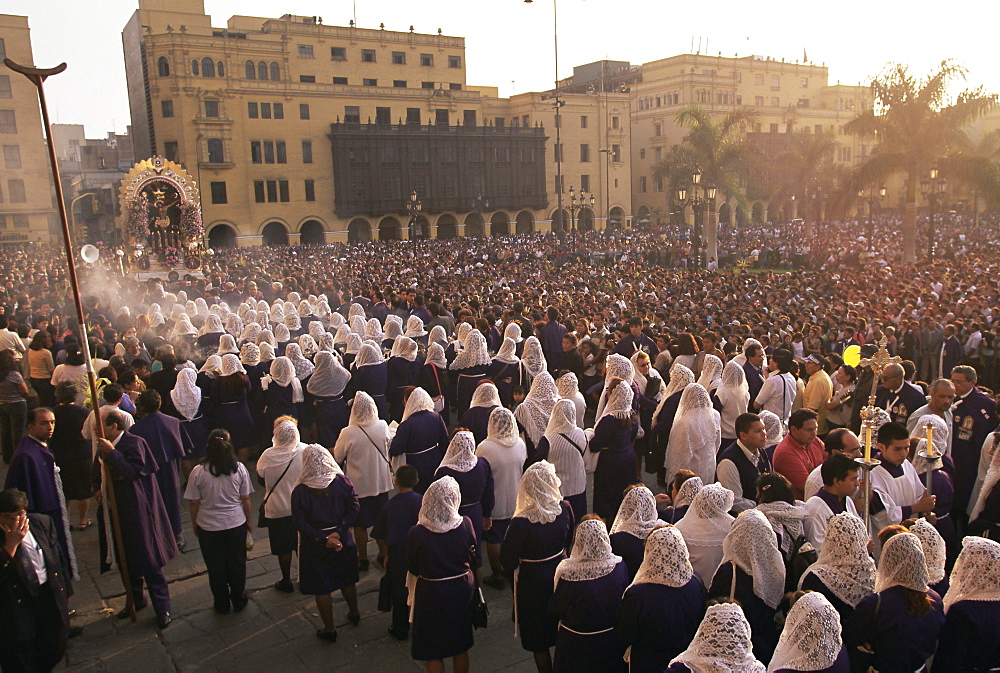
2;215;1000;672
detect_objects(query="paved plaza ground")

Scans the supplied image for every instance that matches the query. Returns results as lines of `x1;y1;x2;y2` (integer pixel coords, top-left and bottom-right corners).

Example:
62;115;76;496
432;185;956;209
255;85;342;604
0;460;539;673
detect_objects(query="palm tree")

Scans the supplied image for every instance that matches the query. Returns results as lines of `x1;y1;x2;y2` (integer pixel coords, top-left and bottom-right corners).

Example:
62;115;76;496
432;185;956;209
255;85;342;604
773;130;839;234
653;106;758;264
844;60;997;262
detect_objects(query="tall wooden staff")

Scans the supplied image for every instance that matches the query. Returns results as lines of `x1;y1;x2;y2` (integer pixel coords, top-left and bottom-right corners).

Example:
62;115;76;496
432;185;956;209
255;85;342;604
3;58;136;620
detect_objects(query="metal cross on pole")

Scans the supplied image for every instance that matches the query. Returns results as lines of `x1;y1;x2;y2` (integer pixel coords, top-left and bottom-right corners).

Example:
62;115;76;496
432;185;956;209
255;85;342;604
4;57;137;620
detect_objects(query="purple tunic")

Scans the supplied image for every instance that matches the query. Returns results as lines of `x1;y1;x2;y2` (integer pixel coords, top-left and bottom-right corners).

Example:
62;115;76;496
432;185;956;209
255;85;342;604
609;531;646;581
709;562;779;664
549;561;629;673
800;570;858;623
486;359;524;409
590;415;638;522
310;393;349;448
130;411;192;537
453;364;489;419
386;357;424;422
348;362;389;420
500;501;575;652
263;381;296;429
389;410;449;494
844;585;945;673
419;363;449;426
290;476;360;595
406;520;476;661
615;577;705;673
459;404;496;446
212;376;256;449
930;599;1000;672
178;397;211;460
435;461;495;567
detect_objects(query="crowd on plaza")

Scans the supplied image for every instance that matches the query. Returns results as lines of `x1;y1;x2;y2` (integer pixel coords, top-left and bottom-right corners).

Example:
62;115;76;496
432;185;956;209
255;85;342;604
3;213;1000;672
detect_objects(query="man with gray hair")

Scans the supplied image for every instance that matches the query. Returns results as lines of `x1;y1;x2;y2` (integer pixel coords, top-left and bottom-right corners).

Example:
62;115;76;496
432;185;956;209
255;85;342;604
874;362;925;427
950;365;999;522
906;379;955;454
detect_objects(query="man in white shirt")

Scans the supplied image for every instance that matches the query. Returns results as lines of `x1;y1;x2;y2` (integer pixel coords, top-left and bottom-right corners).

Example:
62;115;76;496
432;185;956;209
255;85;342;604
82;383;135;446
0;320;26;358
803;453;861;551
716;413;772;514
804;428;863;500
754;349;797;429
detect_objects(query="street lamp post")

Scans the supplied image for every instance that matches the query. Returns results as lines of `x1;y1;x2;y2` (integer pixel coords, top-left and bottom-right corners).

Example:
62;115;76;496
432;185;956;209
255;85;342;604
472;193;490;258
920;167;947;260
674;168;716;268
69;192;96;243
858;185;887;253
406;189;422;250
567;186;594;259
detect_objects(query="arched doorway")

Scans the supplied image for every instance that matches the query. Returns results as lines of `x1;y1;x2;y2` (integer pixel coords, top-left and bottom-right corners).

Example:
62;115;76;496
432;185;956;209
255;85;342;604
608;206;625;229
718;203;731;230
299;220;325;245
347;218;372;243
635;206;651;229
409;216;430;239
465;213;485;237
208;224;237;248
378;216;401;241
262;221;288;246
515;211;534;234
736;206;748;228
751;202;764;224
436;214;458;239
490;212;510;237
577;208;594;232
551;209;568;233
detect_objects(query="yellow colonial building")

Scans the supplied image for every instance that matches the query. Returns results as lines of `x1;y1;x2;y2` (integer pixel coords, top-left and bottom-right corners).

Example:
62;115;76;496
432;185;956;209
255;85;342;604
0;15;58;243
122;0;631;246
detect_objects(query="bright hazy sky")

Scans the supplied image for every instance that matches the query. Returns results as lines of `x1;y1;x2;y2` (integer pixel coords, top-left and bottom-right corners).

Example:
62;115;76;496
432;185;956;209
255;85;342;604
6;0;997;136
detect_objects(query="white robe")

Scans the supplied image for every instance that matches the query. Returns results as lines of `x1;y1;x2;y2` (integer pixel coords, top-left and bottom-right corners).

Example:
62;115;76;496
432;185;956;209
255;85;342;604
870;459;924;531
804;465;823;501
802;494;859;552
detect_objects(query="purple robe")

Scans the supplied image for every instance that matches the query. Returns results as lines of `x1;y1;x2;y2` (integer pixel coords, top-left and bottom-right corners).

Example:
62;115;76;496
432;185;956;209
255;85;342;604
386;356;424;422
930;599;1000;672
211;376;256;450
500;501;575;652
291;476;360;595
348;362;389;420
130;411;191;537
590;415;638;522
92;431;178;576
435;461;495;567
453;364;489;419
550;561;629;673
459;404;496;446
844;585;945;673
709;562;779;664
389;410;448;494
609;531;646;581
615;577;705;673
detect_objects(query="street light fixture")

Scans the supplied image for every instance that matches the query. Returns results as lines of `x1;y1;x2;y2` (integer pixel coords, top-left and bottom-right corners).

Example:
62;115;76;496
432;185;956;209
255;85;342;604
406;189;422;247
920;167;947;259
674;168;715;268
858;185;887;253
567;186;594;258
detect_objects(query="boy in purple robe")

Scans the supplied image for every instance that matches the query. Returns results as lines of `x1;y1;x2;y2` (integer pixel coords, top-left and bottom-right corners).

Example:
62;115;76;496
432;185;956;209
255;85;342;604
371;465;422;640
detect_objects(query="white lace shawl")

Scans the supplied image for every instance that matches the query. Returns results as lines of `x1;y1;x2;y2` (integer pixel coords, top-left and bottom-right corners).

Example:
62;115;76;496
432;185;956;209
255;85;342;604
405;315;427;338
599;381;634;423
544;398;577;436
364;318;383;343
715;360;751;417
199;354;222;376
697;354;724;393
258;342;276;362
350;314;366;336
942;535;1000;612
451;331;491;369
513;460;563;524
224;314;243;338
494;337;519;364
298;334;318;359
217;334;239;355
241;322;262;344
555;372;579;399
515;372;558;446
390;336;418;362
401;387;435;422
200;313;224;335
383;320;403;342
171;315;197;338
553;519;622;588
629;526;694;589
348;303;366;320
349;391;379;427
470;381;501;409
755;500;808;551
263;357;304;403
170;368;201;421
675;476;704;508
521;336;547;381
760;410;785;446
486;407;519;448
428;325;448;349
666;383;721;483
802;512;875;607
317;333;334;353
722;509;786;609
670;603;765;673
874;532;929;593
610;485;666;539
345;334;362;355
257;329;276;347
283;312;302;333
327;311;344;329
910;518;946;585
653;364;695;427
354;342;384;367
767;592;843;673
307;351;350;397
273;323;291;344
285;343;315;380
604;353;634;385
308;320;326;341
220;353;245;376
333;325;352;346
296;443;343;489
675;483;735;547
418;475;464;533
239;341;261;366
503;321;523;343
425;343;447;370
438;430;478;473
257;419;305;471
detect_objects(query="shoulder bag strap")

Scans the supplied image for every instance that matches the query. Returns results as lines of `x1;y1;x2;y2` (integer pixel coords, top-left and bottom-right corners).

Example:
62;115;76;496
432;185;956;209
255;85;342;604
729;560;737;602
358;426;391;466
431;363;443;397
262;458;295;508
464;517;480;589
559;432;585;456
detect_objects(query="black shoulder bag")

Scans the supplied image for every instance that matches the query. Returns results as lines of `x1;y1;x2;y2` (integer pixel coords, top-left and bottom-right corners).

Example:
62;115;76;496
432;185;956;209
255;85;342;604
465;518;489;629
257;459;294;528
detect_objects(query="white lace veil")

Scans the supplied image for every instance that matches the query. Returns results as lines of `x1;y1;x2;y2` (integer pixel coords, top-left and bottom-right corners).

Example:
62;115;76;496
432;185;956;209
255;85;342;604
544;398;577;437
653;363;695;426
405;315;427;338
298;334;318;359
610;485;666;539
675;482;735;547
486;407;519;448
670;603;765;673
283;312;302;333
355;342;384;367
970;434;1000;520
697;354;724;392
470;381;501;409
425;343;447;370
199;354;222;376
273;323;291;344
284;343;315;379
350;314;366;336
555;372;579;399
264;356;304;403
258;342;276;362
874;532;929;593
170;367;201;421
553;519;622;588
767;592;843;673
760;410;785;446
803;512;875;607
513;460;563;524
451;331;491;369
439;430;478;473
220;353;245;376
495;337;519;364
345;333;362;355
629;525;694;589
383;320;403;342
942;535;1000;613
604;353;635;385
296;444;343;489
909;518;946;585
364;318;383;343
674;476;704;508
504;321;523;343
349;391;379;427
428;325;448;349
391;336;418;362
516;372;558;446
666;383;720;483
240;342;261;367
418;475;464;533
307;351;351;397
521;336;547;380
333;325;352;346
716;360;751;416
722;508;786;609
401;387;435;422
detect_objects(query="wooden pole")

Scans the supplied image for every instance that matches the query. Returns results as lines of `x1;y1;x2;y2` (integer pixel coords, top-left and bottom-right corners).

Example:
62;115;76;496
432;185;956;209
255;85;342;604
3;58;137;621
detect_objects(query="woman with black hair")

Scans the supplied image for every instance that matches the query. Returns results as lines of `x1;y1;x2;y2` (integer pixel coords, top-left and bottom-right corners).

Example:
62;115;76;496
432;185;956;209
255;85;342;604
184;430;254;614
